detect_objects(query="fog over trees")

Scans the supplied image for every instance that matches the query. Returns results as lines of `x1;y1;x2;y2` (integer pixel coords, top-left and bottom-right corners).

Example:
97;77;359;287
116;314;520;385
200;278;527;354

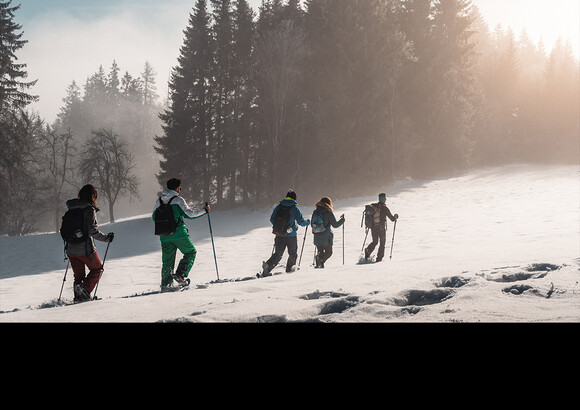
1;0;578;235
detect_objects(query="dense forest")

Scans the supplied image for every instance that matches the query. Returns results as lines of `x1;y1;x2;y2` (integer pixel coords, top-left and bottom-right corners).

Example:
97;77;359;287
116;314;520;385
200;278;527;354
157;0;579;209
1;0;578;235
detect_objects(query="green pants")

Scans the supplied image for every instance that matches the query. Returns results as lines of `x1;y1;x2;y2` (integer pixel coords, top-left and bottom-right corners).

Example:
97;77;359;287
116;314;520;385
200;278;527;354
160;236;197;287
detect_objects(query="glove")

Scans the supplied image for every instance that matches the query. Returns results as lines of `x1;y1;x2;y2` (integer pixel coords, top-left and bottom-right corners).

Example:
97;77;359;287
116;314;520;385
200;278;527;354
394;214;399;220
107;232;115;242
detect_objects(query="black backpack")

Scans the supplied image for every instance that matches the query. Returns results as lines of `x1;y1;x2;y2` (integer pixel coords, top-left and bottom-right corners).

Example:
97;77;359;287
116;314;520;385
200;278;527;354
154;196;178;236
272;204;293;236
60;207;89;244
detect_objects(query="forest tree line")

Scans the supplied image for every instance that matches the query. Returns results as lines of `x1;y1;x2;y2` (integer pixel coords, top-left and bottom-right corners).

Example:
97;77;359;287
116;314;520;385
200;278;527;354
1;0;578;235
156;0;579;210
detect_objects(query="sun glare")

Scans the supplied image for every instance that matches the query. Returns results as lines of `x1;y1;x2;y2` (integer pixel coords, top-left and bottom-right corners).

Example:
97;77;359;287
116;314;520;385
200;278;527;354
475;0;580;56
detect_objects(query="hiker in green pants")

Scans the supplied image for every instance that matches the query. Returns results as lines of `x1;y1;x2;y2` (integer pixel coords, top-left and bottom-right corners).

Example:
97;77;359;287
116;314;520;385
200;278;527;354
152;178;210;290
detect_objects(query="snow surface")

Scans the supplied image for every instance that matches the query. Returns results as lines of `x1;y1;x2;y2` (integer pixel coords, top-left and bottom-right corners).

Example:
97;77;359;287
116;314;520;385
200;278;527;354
0;164;578;322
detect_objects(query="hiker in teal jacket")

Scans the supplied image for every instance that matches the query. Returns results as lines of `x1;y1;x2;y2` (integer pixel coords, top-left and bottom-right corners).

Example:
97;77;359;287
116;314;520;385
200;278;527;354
312;196;344;268
261;190;309;276
152;178;210;289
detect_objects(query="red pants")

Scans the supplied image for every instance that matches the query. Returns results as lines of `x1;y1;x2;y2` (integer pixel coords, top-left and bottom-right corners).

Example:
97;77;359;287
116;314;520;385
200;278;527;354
69;253;103;294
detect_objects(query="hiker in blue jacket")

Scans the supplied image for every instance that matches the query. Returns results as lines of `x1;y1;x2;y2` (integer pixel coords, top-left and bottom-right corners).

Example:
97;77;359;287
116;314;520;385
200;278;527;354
261;190;310;277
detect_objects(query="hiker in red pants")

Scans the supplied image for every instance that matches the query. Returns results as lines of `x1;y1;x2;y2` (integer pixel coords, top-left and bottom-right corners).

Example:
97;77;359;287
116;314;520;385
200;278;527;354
62;184;114;302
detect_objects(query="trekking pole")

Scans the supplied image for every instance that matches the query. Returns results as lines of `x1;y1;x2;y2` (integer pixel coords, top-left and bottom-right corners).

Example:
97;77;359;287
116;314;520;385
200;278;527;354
92;240;111;300
389;220;397;260
361;228;369;253
298;224;308;267
342;221;345;265
206;202;220;281
58;259;70;302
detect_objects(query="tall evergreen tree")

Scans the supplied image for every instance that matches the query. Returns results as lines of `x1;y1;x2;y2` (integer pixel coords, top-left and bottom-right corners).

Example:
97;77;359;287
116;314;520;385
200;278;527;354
0;0;37;111
232;0;256;206
156;0;214;204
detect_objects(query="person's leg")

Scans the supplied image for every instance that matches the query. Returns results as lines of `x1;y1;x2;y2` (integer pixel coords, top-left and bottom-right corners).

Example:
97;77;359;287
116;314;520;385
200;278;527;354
315;245;323;268
319;245;333;266
82;252;103;294
286;237;298;272
376;229;387;262
175;236;197;278
69;256;86;288
365;227;379;258
69;256;88;300
265;236;285;273
161;241;178;287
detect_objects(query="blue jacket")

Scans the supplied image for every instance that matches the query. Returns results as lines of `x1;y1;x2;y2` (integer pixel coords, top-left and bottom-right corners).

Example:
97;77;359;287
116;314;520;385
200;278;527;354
270;198;309;238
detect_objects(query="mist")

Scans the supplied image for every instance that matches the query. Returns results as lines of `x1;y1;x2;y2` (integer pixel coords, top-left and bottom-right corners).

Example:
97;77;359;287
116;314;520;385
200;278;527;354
18;3;193;122
2;0;579;236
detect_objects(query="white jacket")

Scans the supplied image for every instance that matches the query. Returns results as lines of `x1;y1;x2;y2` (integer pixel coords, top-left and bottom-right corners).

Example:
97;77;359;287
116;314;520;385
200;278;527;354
152;189;206;220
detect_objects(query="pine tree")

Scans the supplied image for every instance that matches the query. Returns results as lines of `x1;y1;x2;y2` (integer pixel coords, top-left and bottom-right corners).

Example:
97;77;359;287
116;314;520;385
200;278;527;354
0;0;38;111
141;61;158;106
156;0;214;204
232;0;256;206
211;0;235;206
55;80;83;133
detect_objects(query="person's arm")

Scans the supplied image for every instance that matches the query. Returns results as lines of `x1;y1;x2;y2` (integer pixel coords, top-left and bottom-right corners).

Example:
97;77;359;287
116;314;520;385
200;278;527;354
294;206;309;227
384;206;398;223
87;208;109;242
176;197;207;220
329;212;345;228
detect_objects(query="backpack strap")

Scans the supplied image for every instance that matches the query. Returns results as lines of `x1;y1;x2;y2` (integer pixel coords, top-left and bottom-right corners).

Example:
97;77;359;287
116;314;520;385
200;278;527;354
158;195;178;206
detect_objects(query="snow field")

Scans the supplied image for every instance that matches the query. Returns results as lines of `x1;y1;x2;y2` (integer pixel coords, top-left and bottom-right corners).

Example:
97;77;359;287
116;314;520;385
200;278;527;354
0;164;578;322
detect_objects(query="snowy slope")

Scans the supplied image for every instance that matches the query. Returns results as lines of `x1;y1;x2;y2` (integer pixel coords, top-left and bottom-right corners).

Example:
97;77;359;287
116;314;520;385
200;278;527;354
0;164;578;322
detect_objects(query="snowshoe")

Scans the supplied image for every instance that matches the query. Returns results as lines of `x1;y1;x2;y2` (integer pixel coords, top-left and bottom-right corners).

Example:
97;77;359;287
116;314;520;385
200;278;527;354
259;261;272;278
74;284;91;303
172;272;190;287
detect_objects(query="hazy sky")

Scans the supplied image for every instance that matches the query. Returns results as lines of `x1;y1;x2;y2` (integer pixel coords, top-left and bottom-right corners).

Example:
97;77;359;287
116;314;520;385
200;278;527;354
13;0;580;123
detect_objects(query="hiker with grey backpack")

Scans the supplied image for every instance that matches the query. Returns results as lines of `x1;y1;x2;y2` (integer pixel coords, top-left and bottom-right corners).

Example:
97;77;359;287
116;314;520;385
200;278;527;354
311;196;345;268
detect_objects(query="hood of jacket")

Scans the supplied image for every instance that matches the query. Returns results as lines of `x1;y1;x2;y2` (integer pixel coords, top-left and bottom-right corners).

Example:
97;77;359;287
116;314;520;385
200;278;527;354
159;189;180;204
280;198;297;207
66;198;96;211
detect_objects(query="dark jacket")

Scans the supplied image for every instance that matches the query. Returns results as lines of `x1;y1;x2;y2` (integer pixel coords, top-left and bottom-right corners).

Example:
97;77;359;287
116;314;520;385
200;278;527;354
373;201;397;230
64;198;109;257
312;204;344;247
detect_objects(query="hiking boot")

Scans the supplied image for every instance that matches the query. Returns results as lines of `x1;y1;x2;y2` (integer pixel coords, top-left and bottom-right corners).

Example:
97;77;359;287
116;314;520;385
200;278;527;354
261;261;272;277
74;284;91;302
172;272;189;287
314;254;321;268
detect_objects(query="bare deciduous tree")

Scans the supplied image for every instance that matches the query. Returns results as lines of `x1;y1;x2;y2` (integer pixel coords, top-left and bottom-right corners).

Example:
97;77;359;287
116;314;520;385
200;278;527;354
36;126;77;232
79;128;140;222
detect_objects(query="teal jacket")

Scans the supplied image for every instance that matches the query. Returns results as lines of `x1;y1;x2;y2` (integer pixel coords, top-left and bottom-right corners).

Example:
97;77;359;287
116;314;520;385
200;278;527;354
152;189;207;241
312;205;344;246
270;198;309;238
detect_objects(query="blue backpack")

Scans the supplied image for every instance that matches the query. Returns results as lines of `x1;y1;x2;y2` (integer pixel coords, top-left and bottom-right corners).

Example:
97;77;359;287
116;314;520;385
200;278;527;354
311;209;326;233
